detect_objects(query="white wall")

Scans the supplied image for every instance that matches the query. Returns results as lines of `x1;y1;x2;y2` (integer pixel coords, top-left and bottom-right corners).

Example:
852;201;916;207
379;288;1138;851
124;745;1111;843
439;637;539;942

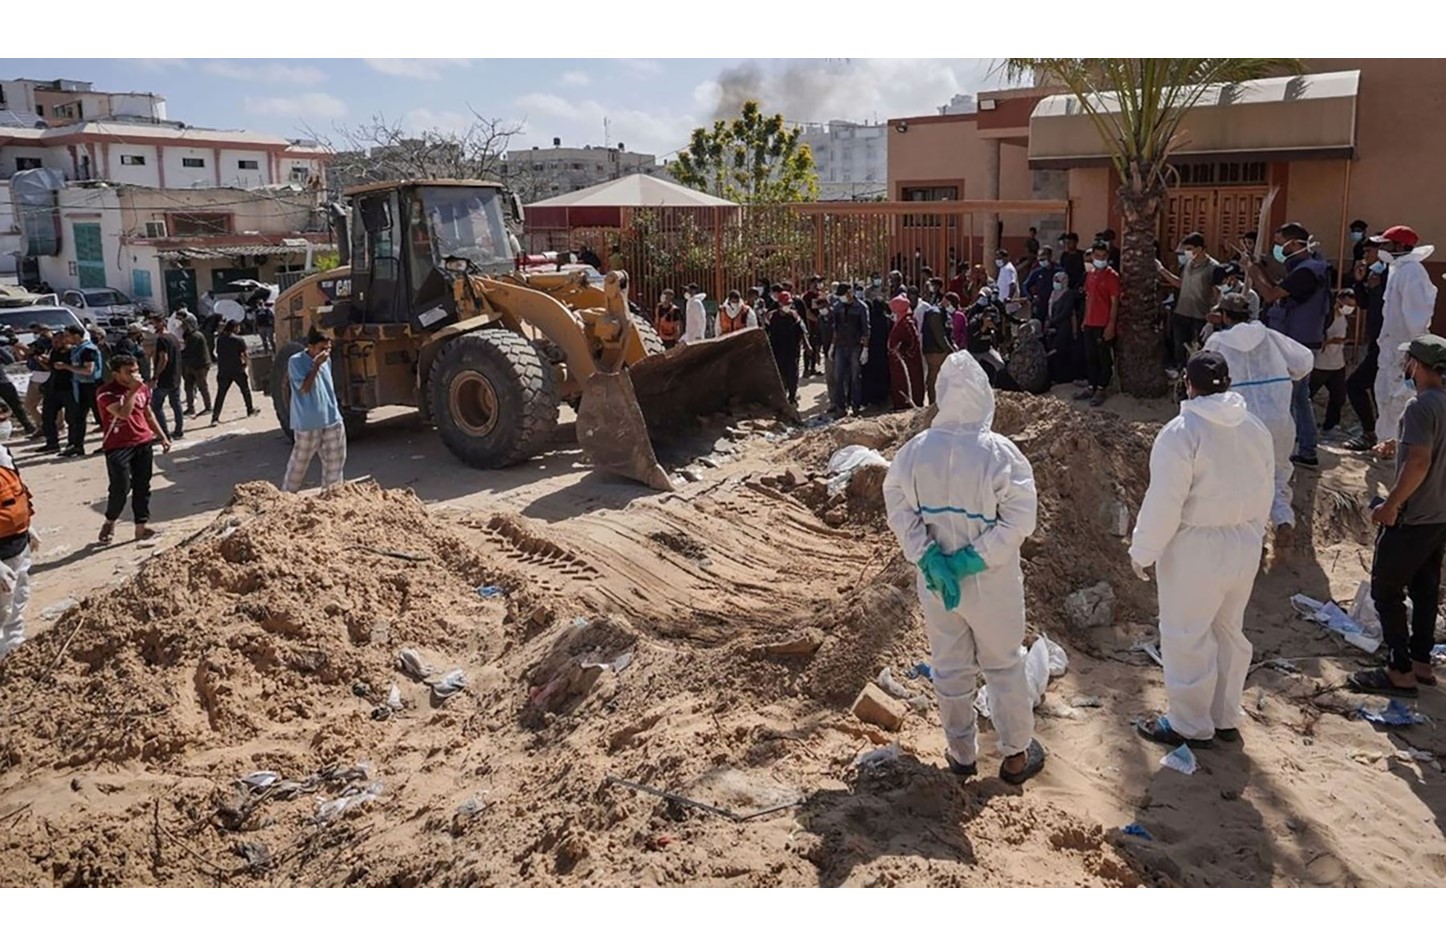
104;143;161;187
37;190;125;292
0;145;64;178
108;94;165;121
219;148;273;188
162;146;217;188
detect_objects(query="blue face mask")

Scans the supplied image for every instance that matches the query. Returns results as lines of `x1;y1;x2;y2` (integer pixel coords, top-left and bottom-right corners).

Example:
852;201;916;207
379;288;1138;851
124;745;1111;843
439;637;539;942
1092;259;1108;270
1370;261;1387;275
1350;230;1364;243
1272;244;1288;263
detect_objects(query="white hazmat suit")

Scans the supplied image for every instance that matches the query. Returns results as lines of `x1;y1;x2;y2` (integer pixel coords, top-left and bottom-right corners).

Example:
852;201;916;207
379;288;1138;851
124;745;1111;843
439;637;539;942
681;292;708;345
883;352;1038;766
1204;321;1313;527
1375;245;1437;443
1129;391;1274;741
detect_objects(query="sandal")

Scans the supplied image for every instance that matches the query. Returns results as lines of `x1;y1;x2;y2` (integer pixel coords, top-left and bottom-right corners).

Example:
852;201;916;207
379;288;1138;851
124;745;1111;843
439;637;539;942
999;738;1046;785
1413;662;1438;687
97;521;115;545
1134;713;1214;749
946;755;977;779
134;526;156;542
1347;667;1419;698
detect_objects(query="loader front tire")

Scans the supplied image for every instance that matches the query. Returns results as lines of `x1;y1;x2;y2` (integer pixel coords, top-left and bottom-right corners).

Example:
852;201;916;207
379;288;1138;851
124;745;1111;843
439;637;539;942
429;329;559;468
271;341;304;443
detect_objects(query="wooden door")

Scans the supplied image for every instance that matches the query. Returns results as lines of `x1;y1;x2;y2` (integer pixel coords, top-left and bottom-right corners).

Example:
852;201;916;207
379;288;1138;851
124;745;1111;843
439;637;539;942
1162;187;1267;259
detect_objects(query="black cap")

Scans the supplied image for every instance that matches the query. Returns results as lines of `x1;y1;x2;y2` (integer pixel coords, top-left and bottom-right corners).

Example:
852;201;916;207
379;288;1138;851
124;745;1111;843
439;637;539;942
1186;350;1231;395
1349;219;1368;230
1399;333;1446;371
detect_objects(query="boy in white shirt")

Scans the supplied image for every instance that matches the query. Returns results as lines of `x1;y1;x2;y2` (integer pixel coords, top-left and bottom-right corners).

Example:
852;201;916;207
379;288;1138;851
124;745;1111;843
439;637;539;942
1310;289;1352;433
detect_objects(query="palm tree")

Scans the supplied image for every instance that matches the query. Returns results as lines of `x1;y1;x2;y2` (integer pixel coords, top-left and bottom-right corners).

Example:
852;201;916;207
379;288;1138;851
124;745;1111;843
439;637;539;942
1005;59;1302;397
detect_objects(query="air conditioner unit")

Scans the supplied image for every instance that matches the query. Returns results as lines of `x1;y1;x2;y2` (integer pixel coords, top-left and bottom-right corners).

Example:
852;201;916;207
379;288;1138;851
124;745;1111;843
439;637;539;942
145;220;168;239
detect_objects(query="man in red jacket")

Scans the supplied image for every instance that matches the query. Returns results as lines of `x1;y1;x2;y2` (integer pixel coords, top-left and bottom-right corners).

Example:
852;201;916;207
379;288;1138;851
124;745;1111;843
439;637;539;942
95;354;171;545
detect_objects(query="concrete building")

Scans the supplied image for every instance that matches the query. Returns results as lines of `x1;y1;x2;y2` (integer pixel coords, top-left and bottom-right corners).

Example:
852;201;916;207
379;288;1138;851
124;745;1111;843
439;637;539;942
797;120;887;201
20;182;331;313
0;77;167;126
0;121;328;190
887;60;1446;325
500;140;664;202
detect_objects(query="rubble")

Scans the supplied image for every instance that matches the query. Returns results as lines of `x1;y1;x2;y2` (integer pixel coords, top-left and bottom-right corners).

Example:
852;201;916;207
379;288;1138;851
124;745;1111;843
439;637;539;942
851;683;906;732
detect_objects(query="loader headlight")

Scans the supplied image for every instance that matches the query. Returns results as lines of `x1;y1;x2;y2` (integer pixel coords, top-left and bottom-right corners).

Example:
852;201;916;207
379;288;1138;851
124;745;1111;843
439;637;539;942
444;257;469;273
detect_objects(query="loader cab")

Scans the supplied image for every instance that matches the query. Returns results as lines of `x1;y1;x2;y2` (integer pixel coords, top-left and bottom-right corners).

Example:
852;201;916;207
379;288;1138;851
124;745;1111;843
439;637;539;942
344;180;515;332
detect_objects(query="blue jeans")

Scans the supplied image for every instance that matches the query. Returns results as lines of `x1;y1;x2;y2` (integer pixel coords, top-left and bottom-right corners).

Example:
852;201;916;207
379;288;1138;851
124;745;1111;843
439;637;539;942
1292;377;1317;460
153;385;184;437
834;345;863;411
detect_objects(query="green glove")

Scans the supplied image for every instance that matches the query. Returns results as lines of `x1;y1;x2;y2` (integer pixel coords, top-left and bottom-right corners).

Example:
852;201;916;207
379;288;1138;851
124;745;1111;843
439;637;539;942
919;545;961;610
949;545;988;580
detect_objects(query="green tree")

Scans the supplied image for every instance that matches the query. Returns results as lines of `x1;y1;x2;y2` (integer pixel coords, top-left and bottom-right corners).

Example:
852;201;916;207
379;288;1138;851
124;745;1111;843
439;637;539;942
1005;59;1301;396
671;101;819;204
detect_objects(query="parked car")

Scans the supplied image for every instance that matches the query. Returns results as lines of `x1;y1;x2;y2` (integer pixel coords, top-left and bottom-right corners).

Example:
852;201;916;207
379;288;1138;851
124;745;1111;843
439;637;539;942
0;306;87;372
60;288;141;340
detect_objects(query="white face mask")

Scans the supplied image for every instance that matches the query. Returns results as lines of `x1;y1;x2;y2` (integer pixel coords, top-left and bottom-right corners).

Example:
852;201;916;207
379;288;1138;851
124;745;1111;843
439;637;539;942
1340;304;1356;315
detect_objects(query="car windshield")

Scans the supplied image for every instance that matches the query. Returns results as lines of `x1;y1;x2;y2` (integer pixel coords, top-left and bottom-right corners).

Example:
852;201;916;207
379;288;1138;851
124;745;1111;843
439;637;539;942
84;290;129;307
0;308;75;332
417;186;512;270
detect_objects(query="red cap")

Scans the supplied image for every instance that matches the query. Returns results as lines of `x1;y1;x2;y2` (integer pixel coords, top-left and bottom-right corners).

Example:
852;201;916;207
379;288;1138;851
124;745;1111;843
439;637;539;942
1382;225;1420;248
776;291;792;306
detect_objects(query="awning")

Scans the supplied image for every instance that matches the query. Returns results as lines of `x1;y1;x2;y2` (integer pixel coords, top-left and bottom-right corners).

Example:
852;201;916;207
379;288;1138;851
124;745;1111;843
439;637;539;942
155;242;334;262
1027;70;1360;169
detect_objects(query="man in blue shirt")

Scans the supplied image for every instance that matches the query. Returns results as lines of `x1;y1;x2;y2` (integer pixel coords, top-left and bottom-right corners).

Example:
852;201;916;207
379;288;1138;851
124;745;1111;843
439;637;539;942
281;328;346;492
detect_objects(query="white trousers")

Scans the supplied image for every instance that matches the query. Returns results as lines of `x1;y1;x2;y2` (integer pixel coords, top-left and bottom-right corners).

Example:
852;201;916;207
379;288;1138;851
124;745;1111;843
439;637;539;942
917;567;1034;765
0;548;33;659
1156;525;1261;739
1374;338;1412;443
282;422;347;493
1266;420;1295;528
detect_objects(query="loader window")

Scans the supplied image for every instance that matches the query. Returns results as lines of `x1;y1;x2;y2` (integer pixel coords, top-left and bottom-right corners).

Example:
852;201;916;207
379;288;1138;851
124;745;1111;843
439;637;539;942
418;187;512;272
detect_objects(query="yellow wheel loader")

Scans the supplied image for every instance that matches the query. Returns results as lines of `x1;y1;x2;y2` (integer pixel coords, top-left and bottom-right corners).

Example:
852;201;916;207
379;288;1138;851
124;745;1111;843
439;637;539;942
254;179;790;490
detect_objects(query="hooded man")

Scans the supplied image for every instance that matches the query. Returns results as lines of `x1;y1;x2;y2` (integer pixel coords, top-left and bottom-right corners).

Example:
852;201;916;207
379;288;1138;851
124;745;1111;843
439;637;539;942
1204;293;1314;559
680;284;707;345
882;352;1046;785
1372;226;1438;455
1130;352;1275;748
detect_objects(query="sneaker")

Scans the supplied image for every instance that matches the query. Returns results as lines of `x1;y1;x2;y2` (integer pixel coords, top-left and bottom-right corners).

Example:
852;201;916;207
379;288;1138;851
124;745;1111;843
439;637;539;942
1343;435;1376;452
1290;454;1320;468
1215;728;1242;744
37;444;59;453
946;755;978;778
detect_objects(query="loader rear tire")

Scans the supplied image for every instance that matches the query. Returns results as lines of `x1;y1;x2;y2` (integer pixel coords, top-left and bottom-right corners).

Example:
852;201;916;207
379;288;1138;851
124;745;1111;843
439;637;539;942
630;315;665;357
429;328;559;468
271;341;304;443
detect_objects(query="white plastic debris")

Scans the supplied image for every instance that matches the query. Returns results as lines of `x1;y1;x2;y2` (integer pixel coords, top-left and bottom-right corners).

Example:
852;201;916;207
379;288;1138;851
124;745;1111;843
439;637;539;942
1293;590;1380;654
876;667;914;700
237;771;280;790
977;637;1054;717
397;648;432;679
39;597;78;621
1131;640;1165;668
431;669;467;700
853;742;902;768
386;684;402;711
824;445;889;497
1042;633;1068;677
1161;744;1198;775
315;781;383;823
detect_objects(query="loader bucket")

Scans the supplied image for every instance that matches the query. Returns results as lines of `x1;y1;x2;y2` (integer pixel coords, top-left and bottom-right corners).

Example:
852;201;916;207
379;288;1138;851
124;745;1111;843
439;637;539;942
576;369;675;492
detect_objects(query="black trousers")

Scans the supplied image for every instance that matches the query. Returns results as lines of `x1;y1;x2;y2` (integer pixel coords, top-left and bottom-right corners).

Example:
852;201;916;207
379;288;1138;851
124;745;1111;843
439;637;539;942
1347;341;1379;438
104;443;154;523
0;379;33;433
1310;367;1347;430
774;347;801;401
212;371;254;418
66;384;97;451
1371;521;1446;673
42;383;72;448
1083;326;1114;391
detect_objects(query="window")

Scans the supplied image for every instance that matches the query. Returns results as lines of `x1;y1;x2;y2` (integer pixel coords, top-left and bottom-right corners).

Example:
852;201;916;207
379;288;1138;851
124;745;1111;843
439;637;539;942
15;157;41;171
1172;161;1268;187
168;212;232;237
238;159;260;170
34;105;43;116
289;166;310;183
181;157;206;168
120;154;146;166
902;186;958;201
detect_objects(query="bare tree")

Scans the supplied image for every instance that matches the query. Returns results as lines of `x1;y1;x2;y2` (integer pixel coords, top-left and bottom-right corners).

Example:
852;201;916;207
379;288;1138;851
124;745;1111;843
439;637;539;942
306;108;524;195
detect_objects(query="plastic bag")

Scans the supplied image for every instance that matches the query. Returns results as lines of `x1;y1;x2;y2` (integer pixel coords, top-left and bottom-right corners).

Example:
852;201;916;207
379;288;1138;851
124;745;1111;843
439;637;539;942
825;445;890;497
1041;633;1068;678
1293;589;1380;654
1160;744;1198;775
977;638;1053;717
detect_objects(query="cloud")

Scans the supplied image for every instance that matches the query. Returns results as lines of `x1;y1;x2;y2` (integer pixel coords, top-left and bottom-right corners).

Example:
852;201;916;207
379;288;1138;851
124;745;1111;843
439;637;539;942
205;61;326;84
244;92;348;119
618;60;663;78
400;108;478;136
363;58;472;80
511;92;696;157
559;70;591;87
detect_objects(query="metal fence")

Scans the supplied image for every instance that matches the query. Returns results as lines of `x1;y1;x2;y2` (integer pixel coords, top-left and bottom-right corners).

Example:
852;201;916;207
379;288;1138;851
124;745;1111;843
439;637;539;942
525;200;1071;305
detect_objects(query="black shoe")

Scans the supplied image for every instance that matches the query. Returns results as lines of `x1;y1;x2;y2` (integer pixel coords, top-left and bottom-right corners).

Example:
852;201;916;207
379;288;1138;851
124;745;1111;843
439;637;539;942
37;443;59;453
946;755;978;778
999;739;1047;785
1215;728;1241;743
59;447;85;458
247;408;262;416
1290;454;1320;468
1343;435;1376;452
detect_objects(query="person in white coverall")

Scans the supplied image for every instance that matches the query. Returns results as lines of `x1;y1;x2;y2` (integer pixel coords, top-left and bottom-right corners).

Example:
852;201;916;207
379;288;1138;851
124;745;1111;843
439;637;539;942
1203;293;1313;554
1373;227;1437;452
680;283;708;345
1130;351;1274;748
883;351;1046;784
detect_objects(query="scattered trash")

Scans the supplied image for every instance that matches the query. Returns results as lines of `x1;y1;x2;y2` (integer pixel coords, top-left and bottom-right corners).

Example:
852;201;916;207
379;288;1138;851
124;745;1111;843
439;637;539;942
582;651;634;674
237;771;280;790
1103;500;1131;537
39;597;78;621
1161;743;1198;775
476;585;507;598
1397;747;1435;764
1356;699;1427;727
370;705;392;721
1042;633;1068;677
1131;639;1165;668
1070;695;1103;708
314;780;383;824
430;669;467;700
1266;658;1300;674
978;637;1057;717
604;775;800;822
876;667;915;700
854;743;902;768
1063;581;1115;632
906;662;933;681
387;684;402;711
1432;643;1446;666
1291;592;1380;653
350;681;371;698
397;649;432;680
1121;822;1153;840
824;445;889;497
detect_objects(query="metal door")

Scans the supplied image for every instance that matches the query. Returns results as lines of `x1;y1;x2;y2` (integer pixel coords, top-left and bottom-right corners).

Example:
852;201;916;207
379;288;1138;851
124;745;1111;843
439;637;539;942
164;267;197;314
73;222;106;288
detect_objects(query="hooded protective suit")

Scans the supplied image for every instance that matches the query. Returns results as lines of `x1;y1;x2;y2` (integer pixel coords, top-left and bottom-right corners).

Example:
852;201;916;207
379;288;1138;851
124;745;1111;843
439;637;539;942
1203;321;1313;527
1375;245;1437;442
883;352;1038;766
1129;391;1274;741
681;292;708;344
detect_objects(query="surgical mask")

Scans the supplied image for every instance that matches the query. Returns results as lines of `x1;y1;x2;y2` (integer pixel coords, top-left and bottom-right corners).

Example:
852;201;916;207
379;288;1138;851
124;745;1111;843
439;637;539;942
1177;252;1190;267
1092;259;1108;269
1350;230;1364;243
871;278;882;288
1340;304;1356;315
1272;244;1288;263
1377;250;1395;265
1037;257;1049;264
1370;260;1387;275
1053;277;1068;290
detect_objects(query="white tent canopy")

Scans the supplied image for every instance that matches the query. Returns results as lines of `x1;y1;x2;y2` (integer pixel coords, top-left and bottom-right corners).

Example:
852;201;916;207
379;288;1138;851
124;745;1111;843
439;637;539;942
527;173;736;208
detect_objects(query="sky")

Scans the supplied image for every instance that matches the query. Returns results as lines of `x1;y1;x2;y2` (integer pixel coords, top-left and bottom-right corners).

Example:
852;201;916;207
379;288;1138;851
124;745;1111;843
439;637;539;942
3;59;1008;159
